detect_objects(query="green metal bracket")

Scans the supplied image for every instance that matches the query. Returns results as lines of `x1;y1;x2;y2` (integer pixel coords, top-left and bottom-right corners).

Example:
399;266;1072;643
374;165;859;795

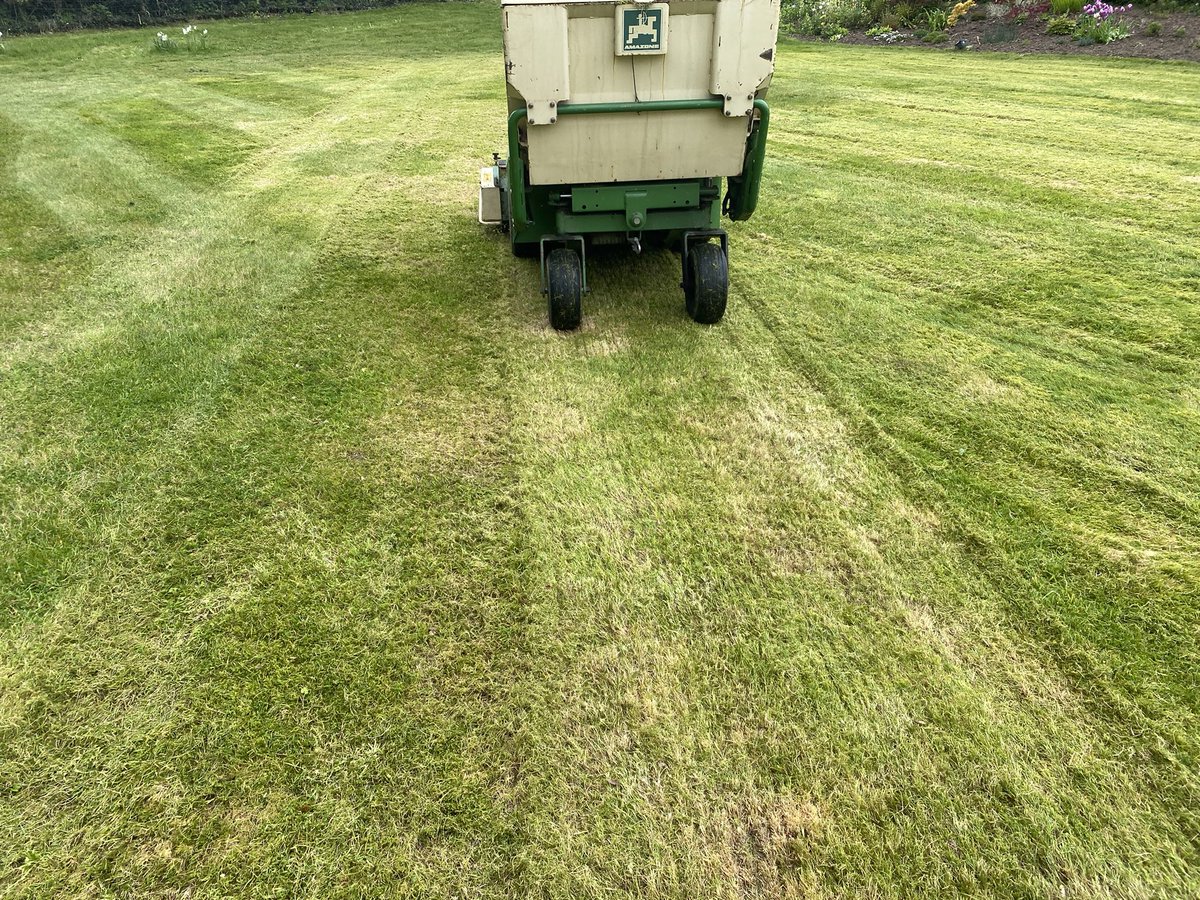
624;192;648;230
555;207;718;236
724;99;771;222
571;182;701;215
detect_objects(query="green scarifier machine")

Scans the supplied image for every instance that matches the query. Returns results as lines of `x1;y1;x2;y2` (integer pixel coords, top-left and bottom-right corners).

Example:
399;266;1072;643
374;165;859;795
478;0;781;330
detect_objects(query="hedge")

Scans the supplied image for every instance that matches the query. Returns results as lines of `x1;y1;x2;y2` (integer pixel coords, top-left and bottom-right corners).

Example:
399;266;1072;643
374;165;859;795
0;0;414;34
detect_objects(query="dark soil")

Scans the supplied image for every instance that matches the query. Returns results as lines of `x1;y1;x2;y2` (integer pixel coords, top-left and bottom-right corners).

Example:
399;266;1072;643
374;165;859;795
830;8;1200;62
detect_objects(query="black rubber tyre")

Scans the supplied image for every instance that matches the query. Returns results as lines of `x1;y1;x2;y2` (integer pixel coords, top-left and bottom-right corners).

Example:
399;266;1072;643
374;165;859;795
547;248;583;331
512;239;539;259
685;242;729;325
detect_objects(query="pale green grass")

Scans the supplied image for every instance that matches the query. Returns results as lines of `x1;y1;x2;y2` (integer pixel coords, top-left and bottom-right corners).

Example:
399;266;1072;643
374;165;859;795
1;6;1198;898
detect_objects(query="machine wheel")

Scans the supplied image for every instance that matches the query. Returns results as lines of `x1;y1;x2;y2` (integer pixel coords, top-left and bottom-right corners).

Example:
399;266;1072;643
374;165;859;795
512;239;539;259
685;242;729;325
547;248;583;331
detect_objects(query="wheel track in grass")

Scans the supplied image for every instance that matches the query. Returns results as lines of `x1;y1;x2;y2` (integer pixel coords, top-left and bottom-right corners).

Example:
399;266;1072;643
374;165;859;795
494;228;1191;893
499;259;1200;897
728;238;1200;880
1;43;541;894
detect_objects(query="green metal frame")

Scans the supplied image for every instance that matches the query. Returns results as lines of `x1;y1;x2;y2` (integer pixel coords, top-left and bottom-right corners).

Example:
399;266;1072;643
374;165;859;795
725;99;771;222
557;181;717;235
506;98;770;238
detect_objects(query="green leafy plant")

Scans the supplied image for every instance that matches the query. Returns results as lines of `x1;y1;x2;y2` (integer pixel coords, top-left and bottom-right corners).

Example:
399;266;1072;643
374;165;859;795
182;24;210;51
1173;25;1187;37
880;0;950;24
1047;13;1077;32
1050;0;1084;13
867;23;911;40
153;24;210;53
782;0;871;37
1077;18;1130;41
1144;20;1162;35
80;5;114;26
1075;2;1132;43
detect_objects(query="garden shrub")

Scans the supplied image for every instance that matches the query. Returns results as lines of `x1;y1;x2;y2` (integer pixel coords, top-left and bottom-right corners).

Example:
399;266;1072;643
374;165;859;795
784;0;952;34
888;0;946;23
947;0;976;26
782;0;872;38
1075;0;1133;42
1050;0;1085;14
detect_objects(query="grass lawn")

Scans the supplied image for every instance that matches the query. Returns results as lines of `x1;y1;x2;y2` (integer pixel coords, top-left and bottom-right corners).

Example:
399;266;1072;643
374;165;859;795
1;5;1198;897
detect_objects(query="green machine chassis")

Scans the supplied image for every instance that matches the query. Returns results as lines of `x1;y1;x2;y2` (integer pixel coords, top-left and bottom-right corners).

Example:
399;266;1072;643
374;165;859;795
498;98;771;329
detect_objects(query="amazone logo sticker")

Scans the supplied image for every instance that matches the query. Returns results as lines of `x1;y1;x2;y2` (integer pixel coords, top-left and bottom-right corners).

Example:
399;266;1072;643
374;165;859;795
617;7;668;55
